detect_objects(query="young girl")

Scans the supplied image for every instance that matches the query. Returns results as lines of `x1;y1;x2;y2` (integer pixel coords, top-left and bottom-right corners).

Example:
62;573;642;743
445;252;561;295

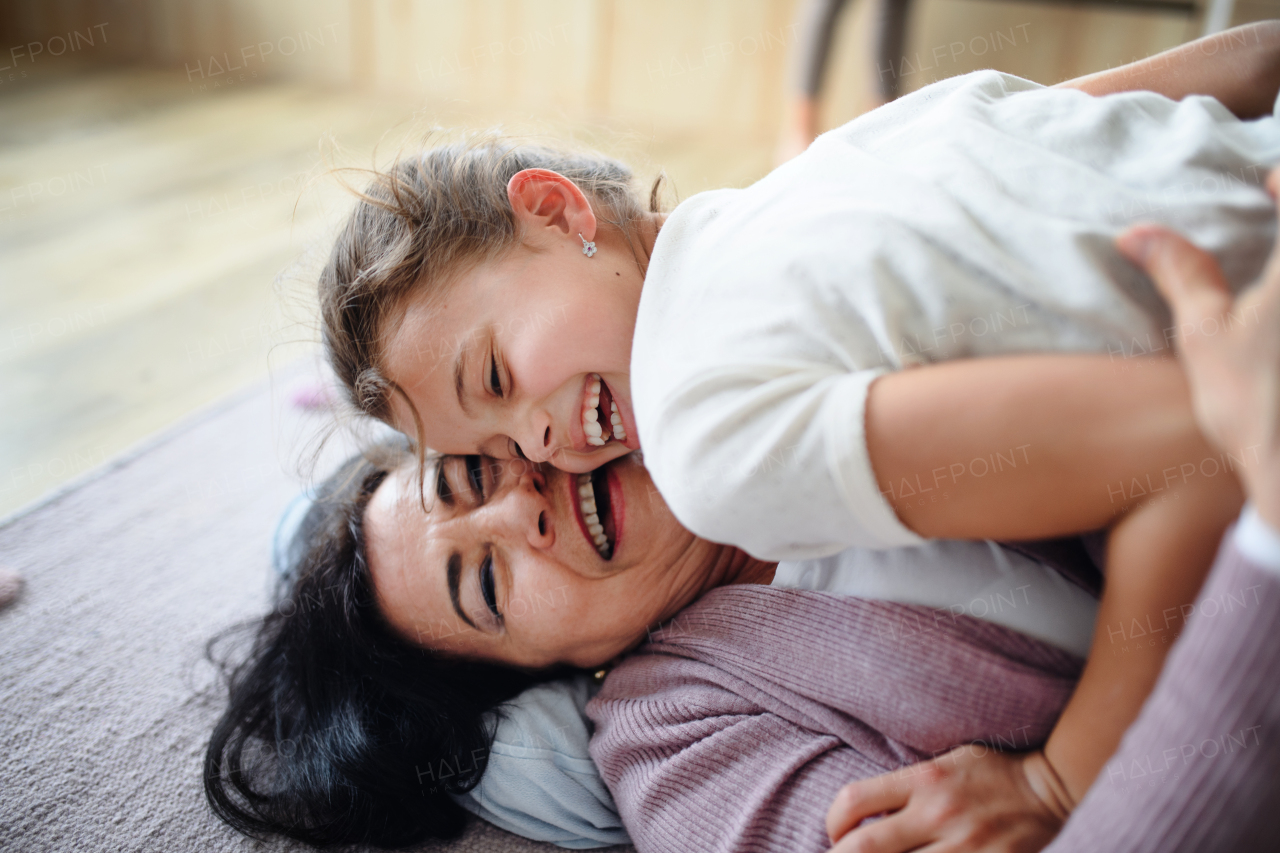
318;23;1278;846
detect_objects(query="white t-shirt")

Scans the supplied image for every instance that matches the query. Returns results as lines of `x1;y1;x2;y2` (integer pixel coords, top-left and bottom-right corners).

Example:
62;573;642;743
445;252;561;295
773;540;1099;656
633;70;1280;561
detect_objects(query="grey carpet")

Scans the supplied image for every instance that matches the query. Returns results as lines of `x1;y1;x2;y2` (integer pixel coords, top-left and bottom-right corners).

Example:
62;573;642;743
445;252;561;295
0;366;633;853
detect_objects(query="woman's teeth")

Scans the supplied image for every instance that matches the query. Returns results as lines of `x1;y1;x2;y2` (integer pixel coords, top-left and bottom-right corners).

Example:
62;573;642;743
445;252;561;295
577;473;612;557
582;374;628;447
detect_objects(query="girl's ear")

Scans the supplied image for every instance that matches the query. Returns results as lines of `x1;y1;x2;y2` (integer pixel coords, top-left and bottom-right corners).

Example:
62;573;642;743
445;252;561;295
507;168;597;243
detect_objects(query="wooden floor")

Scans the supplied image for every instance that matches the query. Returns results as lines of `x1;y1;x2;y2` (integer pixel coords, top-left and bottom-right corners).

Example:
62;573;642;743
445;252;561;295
0;0;1267;517
0;63;779;517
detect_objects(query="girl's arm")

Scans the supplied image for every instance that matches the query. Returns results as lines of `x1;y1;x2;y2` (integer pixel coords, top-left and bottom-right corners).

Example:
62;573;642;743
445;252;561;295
827;170;1280;850
824;353;1243;850
865;354;1228;543
1053;21;1280;120
866;353;1242;798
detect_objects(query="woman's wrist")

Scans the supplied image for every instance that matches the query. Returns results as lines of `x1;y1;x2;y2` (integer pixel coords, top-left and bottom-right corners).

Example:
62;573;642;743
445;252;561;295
1240;455;1280;533
1055;23;1280;119
1020;750;1075;824
1252;486;1280;535
1242;21;1280;118
1235;499;1280;571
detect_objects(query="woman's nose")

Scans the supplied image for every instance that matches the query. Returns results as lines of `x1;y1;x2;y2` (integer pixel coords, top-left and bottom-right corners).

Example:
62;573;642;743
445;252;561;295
495;466;554;549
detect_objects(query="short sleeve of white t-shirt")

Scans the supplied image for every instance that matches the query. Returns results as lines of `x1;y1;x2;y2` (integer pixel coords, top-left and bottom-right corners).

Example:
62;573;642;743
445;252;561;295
773;538;1100;656
632;70;1280;561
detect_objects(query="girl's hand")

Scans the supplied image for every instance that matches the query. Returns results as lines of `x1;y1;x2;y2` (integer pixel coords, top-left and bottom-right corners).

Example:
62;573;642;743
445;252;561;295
1116;169;1280;528
825;747;1069;853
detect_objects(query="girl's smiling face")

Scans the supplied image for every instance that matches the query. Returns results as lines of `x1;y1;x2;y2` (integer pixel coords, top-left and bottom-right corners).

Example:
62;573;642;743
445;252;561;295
379;168;662;474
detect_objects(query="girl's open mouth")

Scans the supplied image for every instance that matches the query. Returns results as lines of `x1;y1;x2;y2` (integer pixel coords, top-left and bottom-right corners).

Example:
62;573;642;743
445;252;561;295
580;373;628;447
571;462;620;559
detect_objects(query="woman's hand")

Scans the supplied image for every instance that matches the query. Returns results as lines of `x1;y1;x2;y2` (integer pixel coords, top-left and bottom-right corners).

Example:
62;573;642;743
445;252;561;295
825;747;1069;853
1116;169;1280;527
1055;21;1280;120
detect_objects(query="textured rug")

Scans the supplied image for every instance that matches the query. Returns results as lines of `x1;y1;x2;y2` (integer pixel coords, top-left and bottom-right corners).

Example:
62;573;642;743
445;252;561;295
0;366;632;853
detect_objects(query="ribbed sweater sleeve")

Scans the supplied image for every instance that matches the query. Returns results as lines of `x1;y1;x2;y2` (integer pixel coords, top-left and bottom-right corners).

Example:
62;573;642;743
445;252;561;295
587;587;1083;853
1046;540;1280;852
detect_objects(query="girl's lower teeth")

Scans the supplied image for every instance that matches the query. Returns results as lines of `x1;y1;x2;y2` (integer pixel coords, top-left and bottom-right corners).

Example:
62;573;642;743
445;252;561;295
576;473;612;556
583;374;628;446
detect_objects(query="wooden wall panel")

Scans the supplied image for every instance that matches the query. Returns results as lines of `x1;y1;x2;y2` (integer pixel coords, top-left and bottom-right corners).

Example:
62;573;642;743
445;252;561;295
3;0;1279;135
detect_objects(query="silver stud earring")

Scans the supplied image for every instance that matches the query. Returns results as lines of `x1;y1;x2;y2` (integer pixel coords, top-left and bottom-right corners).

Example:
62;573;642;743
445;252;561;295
578;233;597;258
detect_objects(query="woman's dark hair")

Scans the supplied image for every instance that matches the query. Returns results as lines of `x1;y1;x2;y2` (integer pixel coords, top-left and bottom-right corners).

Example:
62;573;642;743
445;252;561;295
204;442;555;848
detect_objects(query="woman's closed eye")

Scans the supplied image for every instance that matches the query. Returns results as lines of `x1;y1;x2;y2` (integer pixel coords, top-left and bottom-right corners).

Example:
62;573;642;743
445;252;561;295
479;553;500;618
435;455;491;508
436;456;502;621
465;454;486;502
435;459;454;506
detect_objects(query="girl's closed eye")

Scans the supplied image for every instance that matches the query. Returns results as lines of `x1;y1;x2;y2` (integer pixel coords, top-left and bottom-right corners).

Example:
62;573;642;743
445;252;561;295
488;345;503;398
483;349;527;461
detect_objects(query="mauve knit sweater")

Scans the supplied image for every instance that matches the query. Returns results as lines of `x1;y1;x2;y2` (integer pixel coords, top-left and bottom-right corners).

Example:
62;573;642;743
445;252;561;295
586;584;1083;853
587;538;1280;853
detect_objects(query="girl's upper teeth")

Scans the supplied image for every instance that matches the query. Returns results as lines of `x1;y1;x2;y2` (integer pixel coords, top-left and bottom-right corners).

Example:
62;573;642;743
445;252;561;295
576;473;612;557
583;374;609;446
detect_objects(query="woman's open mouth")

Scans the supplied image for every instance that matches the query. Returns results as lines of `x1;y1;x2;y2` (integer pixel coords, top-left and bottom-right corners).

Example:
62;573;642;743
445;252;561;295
580;373;628;447
572;463;619;559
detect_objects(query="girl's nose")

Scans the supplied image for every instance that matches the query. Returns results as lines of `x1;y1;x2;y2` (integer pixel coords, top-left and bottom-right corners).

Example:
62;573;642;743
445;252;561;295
521;409;556;464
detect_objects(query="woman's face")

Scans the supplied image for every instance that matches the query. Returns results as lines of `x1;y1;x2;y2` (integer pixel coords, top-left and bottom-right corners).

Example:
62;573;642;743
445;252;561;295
364;452;743;669
378;169;652;475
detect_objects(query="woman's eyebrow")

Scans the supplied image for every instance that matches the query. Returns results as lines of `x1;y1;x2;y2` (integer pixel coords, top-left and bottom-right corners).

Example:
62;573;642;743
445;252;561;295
446;552;476;629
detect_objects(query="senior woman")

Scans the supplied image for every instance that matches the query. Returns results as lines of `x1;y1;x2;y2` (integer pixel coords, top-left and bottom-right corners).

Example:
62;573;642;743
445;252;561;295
205;434;1100;849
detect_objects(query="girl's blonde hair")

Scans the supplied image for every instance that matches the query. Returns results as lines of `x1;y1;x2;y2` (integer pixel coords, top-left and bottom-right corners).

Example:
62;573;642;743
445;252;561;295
319;135;665;451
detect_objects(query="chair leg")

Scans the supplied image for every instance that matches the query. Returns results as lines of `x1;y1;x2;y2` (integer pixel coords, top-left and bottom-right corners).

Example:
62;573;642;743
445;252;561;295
1201;0;1236;35
873;0;911;101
